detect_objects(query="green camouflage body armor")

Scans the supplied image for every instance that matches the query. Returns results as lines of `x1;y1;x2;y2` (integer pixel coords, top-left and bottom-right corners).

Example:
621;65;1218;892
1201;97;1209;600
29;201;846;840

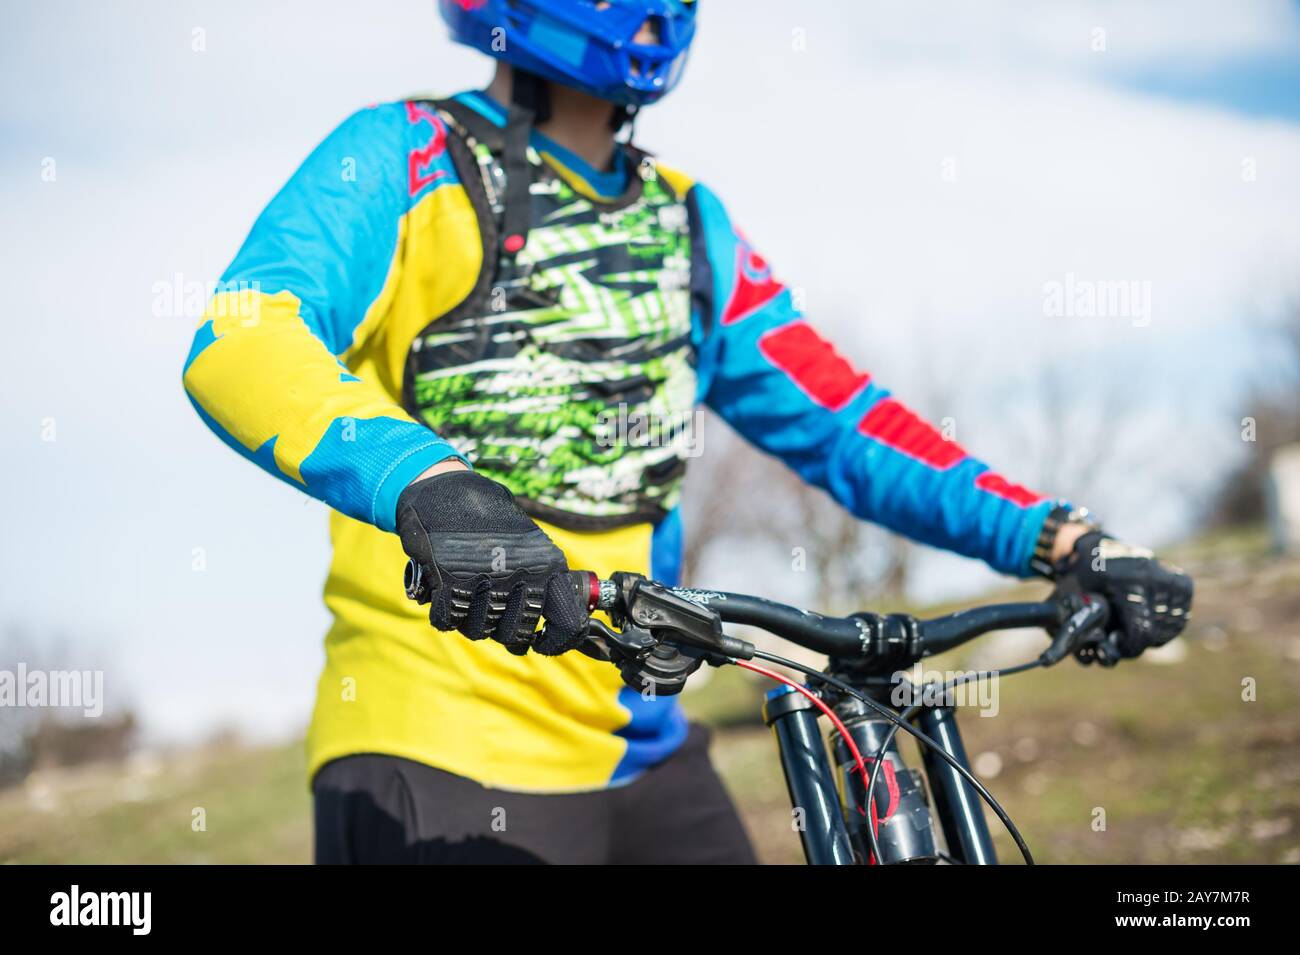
403;100;697;530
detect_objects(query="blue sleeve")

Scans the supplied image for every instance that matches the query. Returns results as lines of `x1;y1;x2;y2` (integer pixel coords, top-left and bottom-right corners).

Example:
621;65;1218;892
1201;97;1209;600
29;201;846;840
688;183;1060;577
182;103;467;532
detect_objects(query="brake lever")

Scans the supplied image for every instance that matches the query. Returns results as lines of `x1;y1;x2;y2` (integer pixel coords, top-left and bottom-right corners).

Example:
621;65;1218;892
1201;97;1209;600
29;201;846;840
575;617;656;663
570;573;754;696
1073;629;1122;668
574;617;709;696
1039;593;1109;667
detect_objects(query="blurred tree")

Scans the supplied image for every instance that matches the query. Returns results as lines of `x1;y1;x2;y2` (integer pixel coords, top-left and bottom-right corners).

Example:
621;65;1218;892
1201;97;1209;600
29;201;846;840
679;410;910;611
1208;300;1300;527
0;626;136;787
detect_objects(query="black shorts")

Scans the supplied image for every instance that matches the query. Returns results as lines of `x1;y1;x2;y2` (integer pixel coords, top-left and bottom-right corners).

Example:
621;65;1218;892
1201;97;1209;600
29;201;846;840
312;723;757;864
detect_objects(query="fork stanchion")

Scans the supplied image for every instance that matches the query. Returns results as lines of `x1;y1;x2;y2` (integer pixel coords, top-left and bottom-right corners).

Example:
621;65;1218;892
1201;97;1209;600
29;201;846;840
763;684;856;865
915;703;999;865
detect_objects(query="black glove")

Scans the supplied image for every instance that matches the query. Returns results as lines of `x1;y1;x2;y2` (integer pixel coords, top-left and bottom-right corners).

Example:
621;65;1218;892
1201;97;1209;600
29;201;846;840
396;470;589;656
1055;530;1193;660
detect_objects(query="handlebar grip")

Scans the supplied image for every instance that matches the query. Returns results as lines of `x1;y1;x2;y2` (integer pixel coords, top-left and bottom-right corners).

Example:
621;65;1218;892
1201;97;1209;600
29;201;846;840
569;570;604;612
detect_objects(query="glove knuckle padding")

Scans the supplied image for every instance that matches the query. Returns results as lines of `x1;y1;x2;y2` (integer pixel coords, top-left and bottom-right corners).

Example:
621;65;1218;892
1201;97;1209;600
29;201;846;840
531;575;589;656
1063;532;1194;659
1114;587;1152;657
396;470;586;653
461;580;495;640
493;583;531;645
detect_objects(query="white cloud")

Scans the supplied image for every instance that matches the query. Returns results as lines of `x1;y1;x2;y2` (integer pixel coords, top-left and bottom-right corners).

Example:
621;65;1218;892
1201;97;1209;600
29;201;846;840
796;0;1300;71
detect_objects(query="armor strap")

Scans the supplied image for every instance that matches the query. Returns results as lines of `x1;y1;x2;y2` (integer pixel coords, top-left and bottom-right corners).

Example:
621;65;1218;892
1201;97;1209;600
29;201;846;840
501;71;547;265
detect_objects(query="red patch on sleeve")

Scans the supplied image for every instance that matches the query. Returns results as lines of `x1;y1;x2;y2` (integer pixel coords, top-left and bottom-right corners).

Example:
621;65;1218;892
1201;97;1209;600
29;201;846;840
857;398;966;469
758;322;871;411
721;240;785;325
973;471;1045;507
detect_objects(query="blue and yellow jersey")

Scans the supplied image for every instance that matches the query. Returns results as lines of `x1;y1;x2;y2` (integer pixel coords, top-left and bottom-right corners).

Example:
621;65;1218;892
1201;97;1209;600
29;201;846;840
183;91;1059;791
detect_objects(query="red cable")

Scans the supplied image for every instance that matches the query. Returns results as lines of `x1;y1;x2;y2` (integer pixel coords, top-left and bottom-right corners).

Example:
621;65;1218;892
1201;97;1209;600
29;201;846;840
736;659;892;863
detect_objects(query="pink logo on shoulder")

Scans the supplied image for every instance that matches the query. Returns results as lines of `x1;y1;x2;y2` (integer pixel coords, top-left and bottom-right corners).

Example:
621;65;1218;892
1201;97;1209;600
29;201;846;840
405;101;449;197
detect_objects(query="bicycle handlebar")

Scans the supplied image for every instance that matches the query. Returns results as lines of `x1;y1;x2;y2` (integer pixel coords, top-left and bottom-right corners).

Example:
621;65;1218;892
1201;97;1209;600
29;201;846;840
610;587;871;657
401;560;1113;694
567;569;1112;677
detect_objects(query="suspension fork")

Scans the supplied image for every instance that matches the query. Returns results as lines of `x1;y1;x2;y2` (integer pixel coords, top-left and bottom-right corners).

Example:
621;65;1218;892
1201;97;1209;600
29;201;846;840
827;685;939;865
915;704;998;864
762;685;855;865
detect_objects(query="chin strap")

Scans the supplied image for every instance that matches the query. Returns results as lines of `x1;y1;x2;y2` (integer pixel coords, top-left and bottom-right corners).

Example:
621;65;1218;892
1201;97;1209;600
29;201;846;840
501;71;550;264
611;103;637;133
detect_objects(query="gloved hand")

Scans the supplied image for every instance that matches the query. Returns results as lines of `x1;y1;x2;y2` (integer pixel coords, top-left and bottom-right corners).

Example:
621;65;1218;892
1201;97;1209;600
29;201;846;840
1055;530;1193;660
396;470;589;656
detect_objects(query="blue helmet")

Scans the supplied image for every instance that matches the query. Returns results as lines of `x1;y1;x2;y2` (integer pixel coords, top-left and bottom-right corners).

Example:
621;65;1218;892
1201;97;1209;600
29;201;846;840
439;0;698;107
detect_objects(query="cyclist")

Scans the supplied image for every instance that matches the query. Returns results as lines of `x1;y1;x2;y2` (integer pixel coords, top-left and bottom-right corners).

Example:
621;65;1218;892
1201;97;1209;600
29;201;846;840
183;0;1193;864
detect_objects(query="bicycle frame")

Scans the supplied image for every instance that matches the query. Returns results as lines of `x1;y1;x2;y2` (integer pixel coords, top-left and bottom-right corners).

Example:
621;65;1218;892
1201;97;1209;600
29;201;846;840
764;680;997;865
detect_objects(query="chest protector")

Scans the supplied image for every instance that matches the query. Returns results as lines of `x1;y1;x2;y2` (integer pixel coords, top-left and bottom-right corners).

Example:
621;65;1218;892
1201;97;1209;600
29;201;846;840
402;100;697;530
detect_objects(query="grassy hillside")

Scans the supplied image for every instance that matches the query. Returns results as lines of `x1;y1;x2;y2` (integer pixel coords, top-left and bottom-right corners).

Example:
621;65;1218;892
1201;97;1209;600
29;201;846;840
2;527;1297;864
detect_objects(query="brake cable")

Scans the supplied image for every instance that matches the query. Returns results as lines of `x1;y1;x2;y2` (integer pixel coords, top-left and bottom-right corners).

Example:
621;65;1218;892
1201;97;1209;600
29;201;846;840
860;660;1042;867
738;659;900;862
555;571;1063;865
847;594;1111;863
747;648;1038;866
735;660;879;839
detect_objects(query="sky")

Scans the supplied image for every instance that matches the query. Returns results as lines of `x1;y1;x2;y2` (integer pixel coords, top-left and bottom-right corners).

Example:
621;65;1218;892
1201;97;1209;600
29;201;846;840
1;0;1298;744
